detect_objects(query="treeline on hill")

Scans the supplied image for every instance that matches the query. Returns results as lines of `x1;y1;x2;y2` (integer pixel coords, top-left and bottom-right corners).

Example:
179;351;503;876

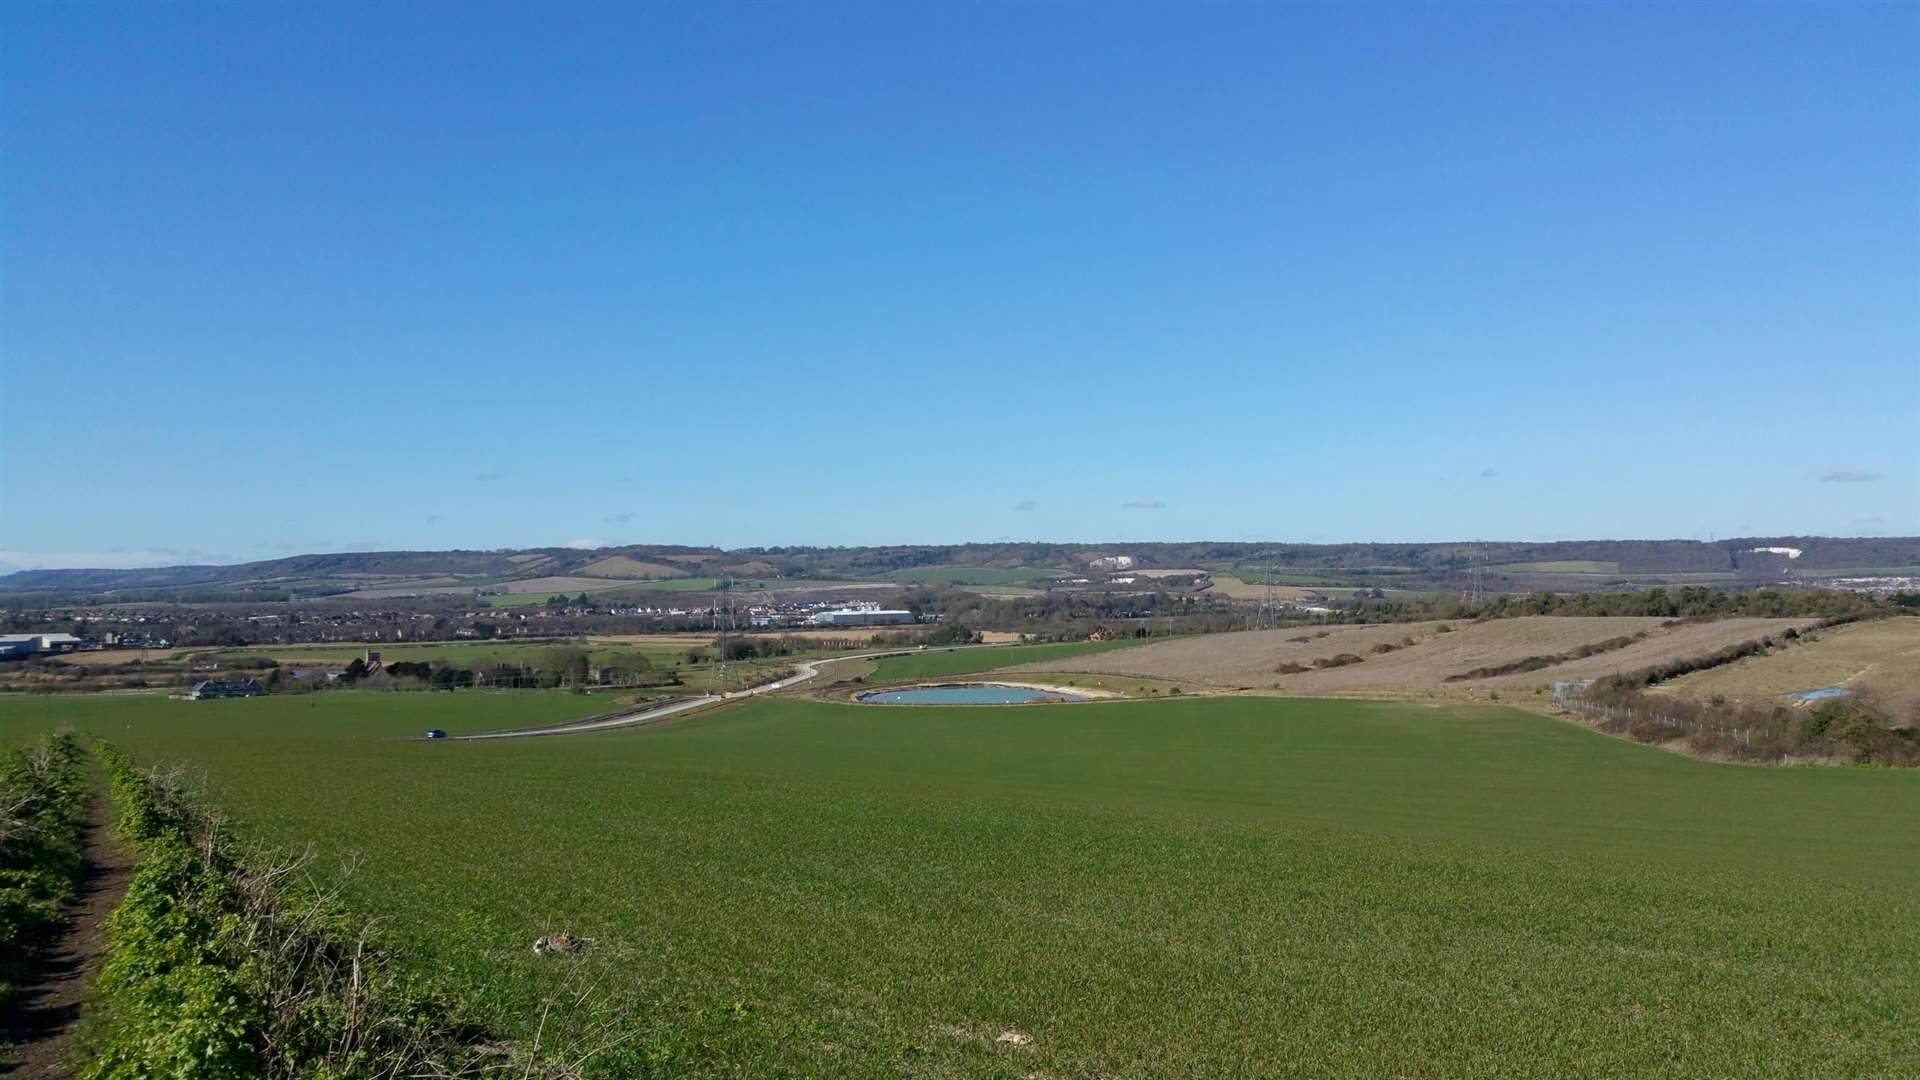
900;585;1899;640
1339;586;1894;624
897;587;1243;641
10;536;1914;604
0;730;90;1010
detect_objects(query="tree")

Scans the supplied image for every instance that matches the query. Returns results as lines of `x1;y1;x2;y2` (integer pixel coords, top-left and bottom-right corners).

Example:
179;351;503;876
537;646;591;688
342;657;368;682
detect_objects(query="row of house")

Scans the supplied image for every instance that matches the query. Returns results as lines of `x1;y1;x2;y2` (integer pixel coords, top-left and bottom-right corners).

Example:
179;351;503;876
187;678;265;699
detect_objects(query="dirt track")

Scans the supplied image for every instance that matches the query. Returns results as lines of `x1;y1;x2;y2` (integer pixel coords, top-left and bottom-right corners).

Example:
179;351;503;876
0;796;135;1078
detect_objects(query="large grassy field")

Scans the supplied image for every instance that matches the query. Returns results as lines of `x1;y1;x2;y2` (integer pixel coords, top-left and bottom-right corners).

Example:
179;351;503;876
188;640;694;668
190;638;869;673
2;691;1916;1075
1485;559;1622;574
882;566;1063;586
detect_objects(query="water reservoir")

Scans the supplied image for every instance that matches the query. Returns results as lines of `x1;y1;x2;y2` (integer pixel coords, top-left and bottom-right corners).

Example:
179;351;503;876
858;683;1089;705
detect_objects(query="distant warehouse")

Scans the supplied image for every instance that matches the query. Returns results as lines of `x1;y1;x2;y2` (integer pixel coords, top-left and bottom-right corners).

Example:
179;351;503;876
808;609;915;627
0;633;83;659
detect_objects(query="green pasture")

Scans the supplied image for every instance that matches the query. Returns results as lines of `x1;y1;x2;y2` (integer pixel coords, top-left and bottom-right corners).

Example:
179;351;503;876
1226;568;1352;586
868;638;1151;682
185;640;697;670
3;692;1915;1076
882;566;1064;586
1486;560;1623;574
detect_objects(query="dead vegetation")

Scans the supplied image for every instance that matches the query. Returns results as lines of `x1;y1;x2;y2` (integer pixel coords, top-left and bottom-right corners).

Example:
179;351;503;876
1021;616;1820;694
1650;616;1920;716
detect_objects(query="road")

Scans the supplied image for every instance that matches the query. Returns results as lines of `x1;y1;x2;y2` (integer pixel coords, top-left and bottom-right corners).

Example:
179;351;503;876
433;643;996;741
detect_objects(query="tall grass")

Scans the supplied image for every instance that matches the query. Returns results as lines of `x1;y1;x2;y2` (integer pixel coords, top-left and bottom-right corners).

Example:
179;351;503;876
0;729;89;1008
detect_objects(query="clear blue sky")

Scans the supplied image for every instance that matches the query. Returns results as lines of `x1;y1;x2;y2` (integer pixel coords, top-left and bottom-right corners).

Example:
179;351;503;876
2;2;1915;570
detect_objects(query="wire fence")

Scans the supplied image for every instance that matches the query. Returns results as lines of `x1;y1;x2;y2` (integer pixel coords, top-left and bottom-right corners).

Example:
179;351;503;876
1561;697;1757;746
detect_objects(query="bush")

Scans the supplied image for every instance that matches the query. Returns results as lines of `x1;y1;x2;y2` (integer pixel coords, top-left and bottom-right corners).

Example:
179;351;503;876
1573;684;1918;767
0;730;89;1009
1445;634;1645;683
83;744;549;1078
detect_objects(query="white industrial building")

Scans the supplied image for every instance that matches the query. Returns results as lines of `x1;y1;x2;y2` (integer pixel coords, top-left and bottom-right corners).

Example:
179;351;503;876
808;609;915;627
0;633;82;659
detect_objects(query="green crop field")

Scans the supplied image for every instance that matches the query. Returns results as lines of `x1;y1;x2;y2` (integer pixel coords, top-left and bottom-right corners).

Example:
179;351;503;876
1226;569;1353;586
2;691;1913;1076
883;566;1063;586
869;638;1153;682
1;691;610;739
189;640;704;672
1486;559;1623;574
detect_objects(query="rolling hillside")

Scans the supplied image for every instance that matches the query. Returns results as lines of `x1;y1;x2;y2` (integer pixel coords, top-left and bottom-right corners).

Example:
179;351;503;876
2;536;1914;602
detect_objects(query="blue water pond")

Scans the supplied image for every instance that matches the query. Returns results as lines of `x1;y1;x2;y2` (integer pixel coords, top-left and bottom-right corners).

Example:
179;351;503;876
1794;688;1856;701
859;683;1089;705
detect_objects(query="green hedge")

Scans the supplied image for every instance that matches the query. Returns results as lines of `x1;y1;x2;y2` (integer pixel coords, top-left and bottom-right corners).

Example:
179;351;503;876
0;729;90;1008
84;743;518;1079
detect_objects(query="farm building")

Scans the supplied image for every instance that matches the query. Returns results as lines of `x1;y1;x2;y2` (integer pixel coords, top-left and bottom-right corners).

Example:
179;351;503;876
188;678;265;700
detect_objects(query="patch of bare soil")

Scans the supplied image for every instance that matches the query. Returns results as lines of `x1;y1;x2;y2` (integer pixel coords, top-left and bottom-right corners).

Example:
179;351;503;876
0;796;134;1079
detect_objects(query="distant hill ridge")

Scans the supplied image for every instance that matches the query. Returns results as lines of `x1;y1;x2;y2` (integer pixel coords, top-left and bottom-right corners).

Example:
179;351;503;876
2;536;1914;595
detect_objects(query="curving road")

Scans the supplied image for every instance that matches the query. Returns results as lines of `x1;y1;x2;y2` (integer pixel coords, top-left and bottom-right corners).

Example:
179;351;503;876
431;643;999;741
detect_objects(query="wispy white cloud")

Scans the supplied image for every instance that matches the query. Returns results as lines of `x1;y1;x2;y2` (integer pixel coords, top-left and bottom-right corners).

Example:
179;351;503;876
1012;500;1038;512
1816;468;1882;483
561;538;608;550
1122;498;1165;510
604;512;634;525
1479;467;1499;478
475;471;504;483
0;548;239;573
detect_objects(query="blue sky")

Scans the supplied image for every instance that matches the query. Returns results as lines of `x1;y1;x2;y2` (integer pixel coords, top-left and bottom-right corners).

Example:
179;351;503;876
2;2;1915;570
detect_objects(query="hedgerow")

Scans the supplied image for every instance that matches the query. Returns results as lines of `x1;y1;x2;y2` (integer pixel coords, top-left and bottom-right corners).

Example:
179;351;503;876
84;743;559;1079
1444;632;1647;682
1572;683;1920;766
0;729;90;1008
